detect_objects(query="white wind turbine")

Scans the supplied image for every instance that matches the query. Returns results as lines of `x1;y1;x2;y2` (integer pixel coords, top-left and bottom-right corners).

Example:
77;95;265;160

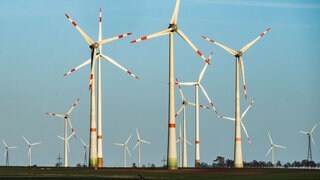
175;52;217;167
57;132;75;167
114;135;132;168
2;139;17;166
265;132;286;167
133;129;150;168
175;80;209;168
202;28;271;168
217;99;255;144
299;123;317;162
22;136;42;167
64;9;138;168
46;98;80;167
130;0;208;170
80;138;90;167
176;125;192;168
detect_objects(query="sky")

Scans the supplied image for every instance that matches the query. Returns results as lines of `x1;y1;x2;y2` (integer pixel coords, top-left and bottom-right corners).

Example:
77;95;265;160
0;0;319;167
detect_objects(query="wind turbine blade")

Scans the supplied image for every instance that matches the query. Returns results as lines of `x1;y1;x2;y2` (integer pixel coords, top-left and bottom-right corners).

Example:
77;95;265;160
241;99;255;119
98;33;132;45
240;28;271;54
170;0;181;25
176;29;208;64
31;142;42;146
130;28;171;43
22;136;31;145
114;143;124;146
2;139;8;147
175;78;185;101
57;136;64;141
311;135;316;145
9;146;18;149
125;135;132;145
80;138;86;146
100;54;139;79
268;132;273;144
67;118;76;137
217;115;235;121
299;131;308;134
274;144;286;149
199;104;210;109
239;57;247;99
67;98;80;115
99;8;102;43
133;142;139;151
199;84;218;114
310;124;317;134
202;36;238;56
199;52;213;82
177;82;197;86
63;59;91;77
265;147;272;157
65;13;94;45
136;128;140;140
241;121;251;143
67;132;75;140
141;139;150;144
45;113;65;119
175;105;185;117
126;146;131;157
4;150;7;158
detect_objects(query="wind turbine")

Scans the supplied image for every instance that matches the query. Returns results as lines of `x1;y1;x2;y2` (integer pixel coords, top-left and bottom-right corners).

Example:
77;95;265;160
57;132;75;167
265;132;286;167
202;28;271;168
46;98;80;167
299;123;317;162
130;0;208;170
114;135;132;168
64;9;138;168
133;129;150;168
217;99;255;144
176;125;192;168
175;52;217;167
22;136;42;167
80;138;90;167
175;79;209;168
2;139;17;167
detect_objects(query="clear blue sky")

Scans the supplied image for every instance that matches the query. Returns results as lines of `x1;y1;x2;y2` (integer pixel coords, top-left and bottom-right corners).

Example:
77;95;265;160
0;0;319;167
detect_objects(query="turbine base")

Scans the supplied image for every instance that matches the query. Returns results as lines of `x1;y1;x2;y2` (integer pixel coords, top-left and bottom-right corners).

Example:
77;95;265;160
89;158;98;168
97;158;103;168
234;162;244;168
167;158;178;170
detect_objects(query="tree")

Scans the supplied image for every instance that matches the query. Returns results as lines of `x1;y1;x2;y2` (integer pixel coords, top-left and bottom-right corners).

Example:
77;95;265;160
276;161;282;167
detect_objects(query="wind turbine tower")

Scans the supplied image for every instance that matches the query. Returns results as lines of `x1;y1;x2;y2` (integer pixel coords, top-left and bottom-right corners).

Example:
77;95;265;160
300;123;317;162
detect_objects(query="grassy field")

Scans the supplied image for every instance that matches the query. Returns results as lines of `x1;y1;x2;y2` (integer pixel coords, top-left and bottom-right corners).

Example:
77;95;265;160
0;167;319;179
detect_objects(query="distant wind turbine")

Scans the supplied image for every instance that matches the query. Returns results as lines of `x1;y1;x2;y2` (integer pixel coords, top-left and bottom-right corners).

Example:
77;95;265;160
133;129;150;168
80;138;90;167
265;132;286;166
299;123;317;162
2;139;17;167
176;125;192;168
22;136;42;167
114;135;132;167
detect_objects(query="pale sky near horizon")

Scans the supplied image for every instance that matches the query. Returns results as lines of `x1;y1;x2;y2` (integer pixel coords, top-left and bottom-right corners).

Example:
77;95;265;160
0;0;319;167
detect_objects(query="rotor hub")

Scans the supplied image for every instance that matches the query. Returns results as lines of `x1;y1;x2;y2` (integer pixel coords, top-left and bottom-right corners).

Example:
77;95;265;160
168;24;178;32
90;42;99;49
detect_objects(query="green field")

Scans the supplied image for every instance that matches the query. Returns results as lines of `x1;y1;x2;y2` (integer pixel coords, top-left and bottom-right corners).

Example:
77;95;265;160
0;167;319;179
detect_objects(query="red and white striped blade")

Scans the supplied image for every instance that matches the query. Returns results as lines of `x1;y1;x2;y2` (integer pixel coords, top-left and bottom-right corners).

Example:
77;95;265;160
199;104;210;109
176;29;208;64
199;52;213;82
239;57;247;100
46;113;65;119
175;78;185;101
98;8;102;43
241;99;255;119
130;28;172;43
241;121;251;143
217;115;235;121
66;98;80;116
177;82;197;86
170;0;181;25
199;84;218;114
89;48;98;90
65;13;94;46
100;54;139;79
240;28;271;54
64;58;91;77
67;118;76;138
98;33;132;46
202;35;238;56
